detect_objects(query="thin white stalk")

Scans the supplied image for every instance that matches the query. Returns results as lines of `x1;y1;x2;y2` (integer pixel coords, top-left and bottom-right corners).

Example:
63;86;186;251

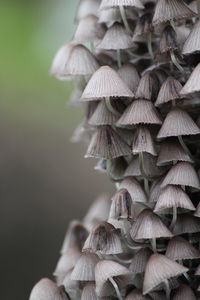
106;159;112;178
170;206;177;230
178;135;193;159
119;6;132;34
170;51;184;73
151;238;157;253
144;178;150;196
109;277;123;300
164;279;171;300
117;49;122;68
105;97;121;116
147;32;154;59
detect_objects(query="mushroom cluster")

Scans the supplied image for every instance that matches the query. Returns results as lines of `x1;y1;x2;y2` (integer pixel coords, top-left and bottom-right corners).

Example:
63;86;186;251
30;0;200;299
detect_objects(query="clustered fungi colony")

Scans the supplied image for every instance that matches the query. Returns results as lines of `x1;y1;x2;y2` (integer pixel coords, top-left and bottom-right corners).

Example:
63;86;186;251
29;0;200;299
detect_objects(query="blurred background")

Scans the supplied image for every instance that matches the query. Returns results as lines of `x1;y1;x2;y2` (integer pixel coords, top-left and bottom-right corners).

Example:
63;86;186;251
0;1;112;299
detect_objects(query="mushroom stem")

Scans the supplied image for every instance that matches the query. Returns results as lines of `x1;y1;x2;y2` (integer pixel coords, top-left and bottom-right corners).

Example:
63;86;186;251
139;152;148;180
170;51;184;73
170;206;177;230
147;32;154;59
105;97;121;116
115;182;120;190
144;178;150;196
109;277;123;300
151;238;157;253
164;279;171;300
119;6;132;34
106;159;112;177
178;135;193;159
117;49;122;68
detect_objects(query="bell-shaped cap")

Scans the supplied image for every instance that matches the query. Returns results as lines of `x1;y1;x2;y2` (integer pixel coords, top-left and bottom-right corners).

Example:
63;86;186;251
172;284;197;300
160;25;178;54
161;162;200;189
125;289;152;300
98;7;121;27
180;63;200;95
124;156;141;177
71;253;100;281
76;0;100;20
50;43;74;80
132;126;157;156
152;0;196;26
142;153;167;178
157;108;200;138
134;13;153;37
29;278;70;300
157;139;193;166
182;20;200;55
154;186;195;213
110;188;135;220
81;66;134;101
54;248;81;277
117;100;162;127
61;220;88;254
85;126;131;159
83;194;110;227
135;72;160;101
118;63;140;93
119;177;147;203
95;260;131;297
100;0;144;10
129;248;153;275
62;270;79;298
194;202;200;218
64;44;100;76
81;283;98;300
74;15;106;42
172;214;200;235
89;101;119;126
143;254;188;295
83;222;123;255
155;77;183;107
130;209;173;240
166;236;200;261
149;179;163;204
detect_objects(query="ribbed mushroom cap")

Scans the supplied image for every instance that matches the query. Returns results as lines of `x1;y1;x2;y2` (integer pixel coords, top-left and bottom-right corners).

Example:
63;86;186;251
134;13;153;36
160;25;178;54
194;202;200;218
135;72;159;101
118;63;140;93
83;194;110;226
110;188;135;220
29;278;59;300
143;254;188;295
83;222;123;255
62;270;80;298
155;77;183;107
95;260;131;297
119;177;147;203
61;220;89;254
161;162;200;189
130;209;173;240
157;108;200;139
142;153;167;178
54;248;81;277
129;248;153;275
98;7;121;27
132;126;157;156
100;0;144;10
50;43;74;80
64;44;100;76
85;126;131;159
117;100;162;126
154;186;195;213
195;265;200;275
124;156;141;177
152;0;196;26
166;236;200;261
74;15;106;42
125;289;152;300
182;20;200;55
76;0;100;20
81;66;134;101
157;139;193;166
172;214;200;235
81;283;98;300
89;101;119;126
149;179;163;204
97;23;134;50
180;63;200;95
71;253;100;281
172;284;197;300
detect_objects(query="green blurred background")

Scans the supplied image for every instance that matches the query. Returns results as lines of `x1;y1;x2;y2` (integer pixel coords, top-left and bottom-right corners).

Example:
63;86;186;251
0;1;112;299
